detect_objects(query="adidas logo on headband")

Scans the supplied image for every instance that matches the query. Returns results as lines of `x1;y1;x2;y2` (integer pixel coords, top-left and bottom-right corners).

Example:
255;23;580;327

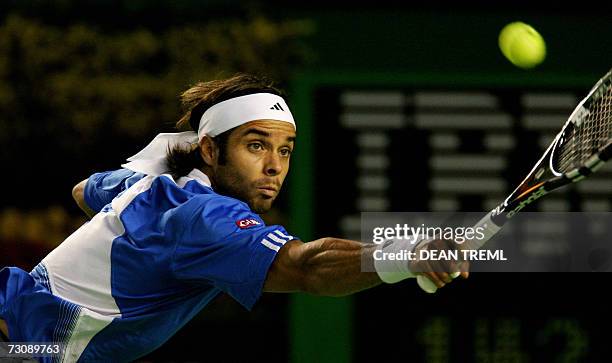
270;103;285;111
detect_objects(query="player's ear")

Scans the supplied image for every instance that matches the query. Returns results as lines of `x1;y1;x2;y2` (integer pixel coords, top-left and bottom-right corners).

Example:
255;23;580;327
199;136;218;166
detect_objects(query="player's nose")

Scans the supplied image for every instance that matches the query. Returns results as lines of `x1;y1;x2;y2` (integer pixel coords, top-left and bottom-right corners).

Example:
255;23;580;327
263;151;283;176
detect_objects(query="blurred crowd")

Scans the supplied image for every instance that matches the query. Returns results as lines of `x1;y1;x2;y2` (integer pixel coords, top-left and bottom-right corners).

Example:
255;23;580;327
0;206;87;271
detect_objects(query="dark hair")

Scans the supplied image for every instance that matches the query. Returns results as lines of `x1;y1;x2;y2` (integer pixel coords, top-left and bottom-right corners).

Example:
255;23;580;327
166;73;285;179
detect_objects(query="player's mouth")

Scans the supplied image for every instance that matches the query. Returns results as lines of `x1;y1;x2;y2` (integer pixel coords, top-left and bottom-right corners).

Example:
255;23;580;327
257;186;278;197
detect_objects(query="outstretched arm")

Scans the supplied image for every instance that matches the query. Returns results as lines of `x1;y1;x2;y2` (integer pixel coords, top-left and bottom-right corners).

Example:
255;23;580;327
263;238;381;296
264;237;469;296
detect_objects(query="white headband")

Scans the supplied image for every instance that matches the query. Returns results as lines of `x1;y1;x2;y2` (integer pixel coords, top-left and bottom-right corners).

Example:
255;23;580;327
122;92;295;176
199;93;295;137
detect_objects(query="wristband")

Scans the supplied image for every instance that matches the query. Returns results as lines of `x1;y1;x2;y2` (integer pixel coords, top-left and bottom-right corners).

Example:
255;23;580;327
373;238;423;283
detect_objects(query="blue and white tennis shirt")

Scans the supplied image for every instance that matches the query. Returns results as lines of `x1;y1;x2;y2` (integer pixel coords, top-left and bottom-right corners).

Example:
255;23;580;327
0;168;296;362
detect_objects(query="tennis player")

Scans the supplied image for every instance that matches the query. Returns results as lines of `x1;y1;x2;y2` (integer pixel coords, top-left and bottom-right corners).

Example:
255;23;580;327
0;74;467;362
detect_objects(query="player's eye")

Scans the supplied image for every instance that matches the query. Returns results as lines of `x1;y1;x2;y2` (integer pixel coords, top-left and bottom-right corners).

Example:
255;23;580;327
280;148;292;157
247;142;264;152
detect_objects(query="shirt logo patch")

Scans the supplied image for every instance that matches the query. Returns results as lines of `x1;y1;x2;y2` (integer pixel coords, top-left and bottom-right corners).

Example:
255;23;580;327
236;218;261;229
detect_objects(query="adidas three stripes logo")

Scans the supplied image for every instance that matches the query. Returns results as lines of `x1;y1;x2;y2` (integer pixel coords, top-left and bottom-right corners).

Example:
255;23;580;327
269;103;284;111
260;230;295;251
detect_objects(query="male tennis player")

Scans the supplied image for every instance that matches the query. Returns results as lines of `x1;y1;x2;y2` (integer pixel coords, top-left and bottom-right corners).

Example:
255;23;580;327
0;74;467;362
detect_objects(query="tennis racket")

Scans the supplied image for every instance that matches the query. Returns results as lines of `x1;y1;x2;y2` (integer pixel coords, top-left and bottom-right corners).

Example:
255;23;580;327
418;68;612;293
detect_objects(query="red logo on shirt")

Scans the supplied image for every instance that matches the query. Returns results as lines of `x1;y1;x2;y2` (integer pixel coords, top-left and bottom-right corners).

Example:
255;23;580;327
236;218;261;229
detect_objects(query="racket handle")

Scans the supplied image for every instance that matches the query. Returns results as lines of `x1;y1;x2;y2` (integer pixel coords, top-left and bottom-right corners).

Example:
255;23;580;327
463;212;502;250
417;272;461;293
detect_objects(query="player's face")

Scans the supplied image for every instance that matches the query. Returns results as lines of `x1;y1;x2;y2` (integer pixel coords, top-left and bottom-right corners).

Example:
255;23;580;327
212;120;296;213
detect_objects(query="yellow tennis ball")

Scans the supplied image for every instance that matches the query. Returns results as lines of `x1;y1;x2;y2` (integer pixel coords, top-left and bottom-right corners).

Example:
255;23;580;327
499;22;546;69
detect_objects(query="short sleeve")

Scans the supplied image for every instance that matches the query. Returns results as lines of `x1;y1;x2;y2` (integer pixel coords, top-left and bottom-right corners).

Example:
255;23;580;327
169;195;297;310
84;169;145;212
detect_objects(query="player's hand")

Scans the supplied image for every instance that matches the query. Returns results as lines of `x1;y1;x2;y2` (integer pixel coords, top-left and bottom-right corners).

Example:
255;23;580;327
409;238;469;289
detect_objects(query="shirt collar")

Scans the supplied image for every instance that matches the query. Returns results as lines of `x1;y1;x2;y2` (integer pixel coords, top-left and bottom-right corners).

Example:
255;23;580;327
186;169;212;188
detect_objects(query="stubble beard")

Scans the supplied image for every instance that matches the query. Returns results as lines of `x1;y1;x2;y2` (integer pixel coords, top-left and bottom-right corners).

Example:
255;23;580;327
213;167;274;214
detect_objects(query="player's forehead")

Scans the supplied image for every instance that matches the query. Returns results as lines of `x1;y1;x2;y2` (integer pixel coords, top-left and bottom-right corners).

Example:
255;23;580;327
233;120;296;141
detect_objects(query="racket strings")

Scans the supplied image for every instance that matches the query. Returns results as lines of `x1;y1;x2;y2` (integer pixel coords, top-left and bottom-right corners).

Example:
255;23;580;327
555;83;612;173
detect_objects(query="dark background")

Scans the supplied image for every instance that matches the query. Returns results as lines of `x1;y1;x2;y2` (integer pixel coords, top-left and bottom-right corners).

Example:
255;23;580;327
0;1;611;362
